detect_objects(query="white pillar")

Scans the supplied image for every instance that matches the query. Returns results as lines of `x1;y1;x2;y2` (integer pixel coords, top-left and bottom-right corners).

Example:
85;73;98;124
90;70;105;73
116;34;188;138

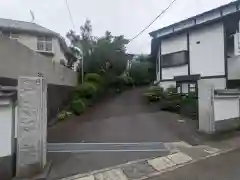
198;79;215;134
16;77;47;177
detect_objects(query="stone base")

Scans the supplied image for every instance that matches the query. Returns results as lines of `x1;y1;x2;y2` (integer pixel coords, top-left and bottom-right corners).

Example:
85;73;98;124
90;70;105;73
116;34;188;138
16;163;42;178
13;161;52;180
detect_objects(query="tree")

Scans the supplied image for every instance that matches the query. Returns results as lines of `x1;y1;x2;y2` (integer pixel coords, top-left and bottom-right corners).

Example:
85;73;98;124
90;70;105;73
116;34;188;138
67;19;129;76
135;55;148;62
129;61;153;85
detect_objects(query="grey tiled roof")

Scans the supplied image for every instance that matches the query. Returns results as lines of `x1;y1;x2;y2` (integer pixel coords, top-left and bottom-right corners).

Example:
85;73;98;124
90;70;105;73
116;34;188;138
0;18;57;35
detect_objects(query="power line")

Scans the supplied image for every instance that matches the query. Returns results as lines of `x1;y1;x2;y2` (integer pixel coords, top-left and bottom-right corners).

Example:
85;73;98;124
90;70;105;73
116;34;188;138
65;0;75;30
129;0;177;43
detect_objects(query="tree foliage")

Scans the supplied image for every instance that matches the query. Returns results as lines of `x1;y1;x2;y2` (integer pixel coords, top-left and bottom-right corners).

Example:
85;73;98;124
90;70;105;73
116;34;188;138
67;19;129;76
129;62;153;85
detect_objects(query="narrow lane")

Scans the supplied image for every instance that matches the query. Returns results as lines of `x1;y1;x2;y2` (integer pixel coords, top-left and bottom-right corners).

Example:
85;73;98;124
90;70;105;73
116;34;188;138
48;87;201;179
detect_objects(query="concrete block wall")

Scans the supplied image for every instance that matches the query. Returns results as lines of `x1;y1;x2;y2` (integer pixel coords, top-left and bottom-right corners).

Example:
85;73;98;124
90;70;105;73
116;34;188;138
0;37;77;87
0;37;78;120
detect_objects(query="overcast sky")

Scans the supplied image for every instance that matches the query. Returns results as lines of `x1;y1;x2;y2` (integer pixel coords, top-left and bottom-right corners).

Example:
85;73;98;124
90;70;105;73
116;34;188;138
0;0;234;54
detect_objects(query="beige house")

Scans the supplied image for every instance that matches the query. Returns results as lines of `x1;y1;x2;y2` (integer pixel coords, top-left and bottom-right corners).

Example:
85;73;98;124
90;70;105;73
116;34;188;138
0;18;72;64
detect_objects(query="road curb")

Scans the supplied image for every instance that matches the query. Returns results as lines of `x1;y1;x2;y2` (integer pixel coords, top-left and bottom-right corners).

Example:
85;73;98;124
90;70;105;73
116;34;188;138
59;142;233;180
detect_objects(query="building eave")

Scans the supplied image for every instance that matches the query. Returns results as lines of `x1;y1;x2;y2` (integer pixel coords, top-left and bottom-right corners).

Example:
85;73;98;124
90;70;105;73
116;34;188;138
150;0;240;38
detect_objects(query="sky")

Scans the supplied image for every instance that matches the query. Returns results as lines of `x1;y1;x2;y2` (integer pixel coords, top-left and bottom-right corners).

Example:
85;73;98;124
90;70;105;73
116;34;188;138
0;0;234;54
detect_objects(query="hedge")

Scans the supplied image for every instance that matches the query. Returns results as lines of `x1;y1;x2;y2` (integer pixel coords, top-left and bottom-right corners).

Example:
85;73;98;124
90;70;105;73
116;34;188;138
70;99;86;115
75;82;98;99
85;73;103;85
143;85;164;102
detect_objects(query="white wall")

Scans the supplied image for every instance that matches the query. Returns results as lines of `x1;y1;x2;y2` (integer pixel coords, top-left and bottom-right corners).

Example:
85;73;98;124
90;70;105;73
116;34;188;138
162;65;188;80
161;33;189;80
52;38;66;63
159;81;176;90
214;98;240;121
182;83;189;94
161;33;188;54
189;23;225;77
228;56;240;80
18;34;37;50
16;34;66;63
0;100;13;157
198;78;226;89
156;71;160;82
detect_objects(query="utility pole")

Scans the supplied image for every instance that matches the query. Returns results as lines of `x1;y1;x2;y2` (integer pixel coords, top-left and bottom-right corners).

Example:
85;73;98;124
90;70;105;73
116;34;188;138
81;55;84;84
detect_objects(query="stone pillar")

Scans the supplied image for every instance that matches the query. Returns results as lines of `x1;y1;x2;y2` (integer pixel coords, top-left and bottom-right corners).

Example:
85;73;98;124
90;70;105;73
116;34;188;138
16;77;47;177
198;79;215;134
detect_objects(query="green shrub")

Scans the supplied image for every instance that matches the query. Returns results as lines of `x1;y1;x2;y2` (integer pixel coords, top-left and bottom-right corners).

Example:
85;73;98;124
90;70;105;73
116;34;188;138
165;86;177;94
180;93;198;119
85;73;103;85
75;82;98;99
160;88;182;113
124;76;134;86
70;99;86;115
58;110;73;121
110;76;125;92
144;85;164;102
129;62;152;85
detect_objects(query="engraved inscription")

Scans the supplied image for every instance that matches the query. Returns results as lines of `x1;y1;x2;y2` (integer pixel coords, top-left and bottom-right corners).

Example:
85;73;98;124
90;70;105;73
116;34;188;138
17;77;47;176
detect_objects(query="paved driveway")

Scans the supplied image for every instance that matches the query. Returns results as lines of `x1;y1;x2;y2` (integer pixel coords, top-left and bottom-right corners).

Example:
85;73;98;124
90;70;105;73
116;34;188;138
47;87;202;179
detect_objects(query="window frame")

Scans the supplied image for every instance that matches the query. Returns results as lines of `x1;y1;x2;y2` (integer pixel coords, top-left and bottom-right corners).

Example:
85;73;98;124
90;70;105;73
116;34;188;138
176;82;197;94
161;50;189;68
37;36;53;52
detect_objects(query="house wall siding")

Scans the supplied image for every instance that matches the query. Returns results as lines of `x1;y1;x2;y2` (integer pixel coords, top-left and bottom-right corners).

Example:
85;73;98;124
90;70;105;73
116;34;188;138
0;101;13;157
162;65;188;80
189;23;225;77
159;81;176;90
52;38;66;63
228;56;240;80
160;33;189;80
198;78;226;89
18;33;37;50
161;33;188;54
16;34;65;63
0;100;14;180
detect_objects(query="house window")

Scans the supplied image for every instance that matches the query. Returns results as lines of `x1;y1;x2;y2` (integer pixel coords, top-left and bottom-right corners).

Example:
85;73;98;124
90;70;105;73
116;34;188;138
189;83;196;93
37;36;53;52
177;82;197;94
161;51;188;68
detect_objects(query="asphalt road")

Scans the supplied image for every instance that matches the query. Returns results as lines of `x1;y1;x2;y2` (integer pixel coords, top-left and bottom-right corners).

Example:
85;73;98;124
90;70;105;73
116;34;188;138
149;149;240;180
47;87;202;179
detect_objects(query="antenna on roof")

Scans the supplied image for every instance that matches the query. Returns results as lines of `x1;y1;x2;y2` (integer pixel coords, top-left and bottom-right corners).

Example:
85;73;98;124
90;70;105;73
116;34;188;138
30;10;35;22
